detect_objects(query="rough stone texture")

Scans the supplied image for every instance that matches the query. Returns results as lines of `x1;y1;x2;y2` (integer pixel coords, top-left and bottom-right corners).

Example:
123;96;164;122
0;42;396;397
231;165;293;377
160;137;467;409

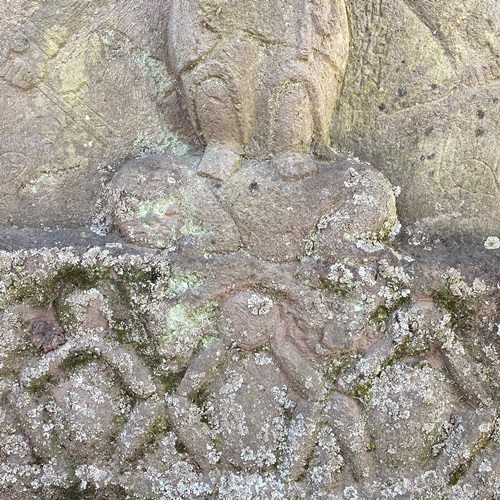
0;0;194;228
333;0;500;242
168;0;348;181
2;0;499;241
1;1;500;498
104;151;396;261
0;159;499;498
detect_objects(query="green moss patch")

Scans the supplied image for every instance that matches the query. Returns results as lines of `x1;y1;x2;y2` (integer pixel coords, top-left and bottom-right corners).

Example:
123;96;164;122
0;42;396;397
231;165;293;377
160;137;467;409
432;286;478;329
59;350;99;372
14;264;104;308
28;373;57;395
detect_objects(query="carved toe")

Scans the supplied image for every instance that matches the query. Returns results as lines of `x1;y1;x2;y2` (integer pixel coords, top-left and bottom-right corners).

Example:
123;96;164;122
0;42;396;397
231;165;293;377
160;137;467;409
197;144;241;181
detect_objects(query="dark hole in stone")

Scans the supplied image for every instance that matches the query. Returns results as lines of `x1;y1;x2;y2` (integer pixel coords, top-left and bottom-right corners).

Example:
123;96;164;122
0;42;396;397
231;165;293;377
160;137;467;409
477;109;485;119
175;439;187;454
378;103;386;111
29;320;66;353
476;127;485;137
149;267;161;283
397;87;407;97
249;181;259;192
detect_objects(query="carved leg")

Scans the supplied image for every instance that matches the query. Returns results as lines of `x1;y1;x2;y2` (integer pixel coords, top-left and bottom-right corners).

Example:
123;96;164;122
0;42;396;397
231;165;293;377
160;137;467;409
439;338;493;407
165;394;217;472
270;81;317;181
430;406;497;487
177;340;226;398
270;319;325;402
271;317;325;480
287;399;323;481
165;341;226;472
328;393;375;482
194;77;242;181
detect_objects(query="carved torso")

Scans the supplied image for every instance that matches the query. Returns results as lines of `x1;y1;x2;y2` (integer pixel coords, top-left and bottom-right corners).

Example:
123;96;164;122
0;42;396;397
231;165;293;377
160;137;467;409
169;0;348;70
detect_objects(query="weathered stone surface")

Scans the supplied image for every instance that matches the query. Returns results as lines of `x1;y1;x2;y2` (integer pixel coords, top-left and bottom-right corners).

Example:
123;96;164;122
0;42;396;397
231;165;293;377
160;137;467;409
1;1;499;498
0;0;193;228
0;163;498;497
2;0;499;242
333;0;500;242
169;0;349;181
106;150;397;263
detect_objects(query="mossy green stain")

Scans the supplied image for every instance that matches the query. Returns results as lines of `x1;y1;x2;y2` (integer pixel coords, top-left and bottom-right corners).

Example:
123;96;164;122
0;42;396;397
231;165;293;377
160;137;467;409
55;482;128;500
161;368;187;394
175;438;187;455
432;286;478;332
448;463;467;486
354;380;372;397
328;353;354;379
318;275;354;296
191;386;210;410
147;414;172;445
29;373;57;395
59;350;98;372
14;264;104;308
372;305;389;322
179;195;207;236
135;196;177;219
168;267;204;297
162;302;217;344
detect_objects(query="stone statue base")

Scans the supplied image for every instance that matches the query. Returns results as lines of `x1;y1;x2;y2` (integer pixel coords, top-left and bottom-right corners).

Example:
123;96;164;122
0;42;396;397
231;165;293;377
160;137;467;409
105;151;397;261
0;151;498;498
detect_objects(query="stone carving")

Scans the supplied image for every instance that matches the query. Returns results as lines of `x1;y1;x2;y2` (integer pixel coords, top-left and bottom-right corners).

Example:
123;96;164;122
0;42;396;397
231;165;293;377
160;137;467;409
1;1;500;498
333;0;500;241
0;0;180;229
2;155;499;498
2;0;499;240
168;0;349;180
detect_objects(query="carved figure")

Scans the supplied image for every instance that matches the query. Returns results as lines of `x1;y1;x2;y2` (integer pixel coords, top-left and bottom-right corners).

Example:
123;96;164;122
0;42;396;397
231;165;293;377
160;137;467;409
164;252;394;481
164;245;498;485
168;0;349;181
166;289;329;479
12;329;163;468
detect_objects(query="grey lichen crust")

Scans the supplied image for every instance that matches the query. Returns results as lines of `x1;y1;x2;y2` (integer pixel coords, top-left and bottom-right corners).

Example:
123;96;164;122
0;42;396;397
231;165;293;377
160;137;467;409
0;154;498;499
2;1;499;497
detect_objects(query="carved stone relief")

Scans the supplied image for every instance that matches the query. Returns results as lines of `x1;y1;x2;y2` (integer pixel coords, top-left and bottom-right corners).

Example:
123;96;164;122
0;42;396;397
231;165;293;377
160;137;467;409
333;0;500;241
168;0;349;182
0;1;499;498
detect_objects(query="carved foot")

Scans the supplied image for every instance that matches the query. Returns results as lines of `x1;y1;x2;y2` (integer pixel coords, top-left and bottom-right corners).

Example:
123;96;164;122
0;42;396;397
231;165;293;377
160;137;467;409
197;143;241;181
271;153;317;181
165;394;217;473
287;400;323;481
